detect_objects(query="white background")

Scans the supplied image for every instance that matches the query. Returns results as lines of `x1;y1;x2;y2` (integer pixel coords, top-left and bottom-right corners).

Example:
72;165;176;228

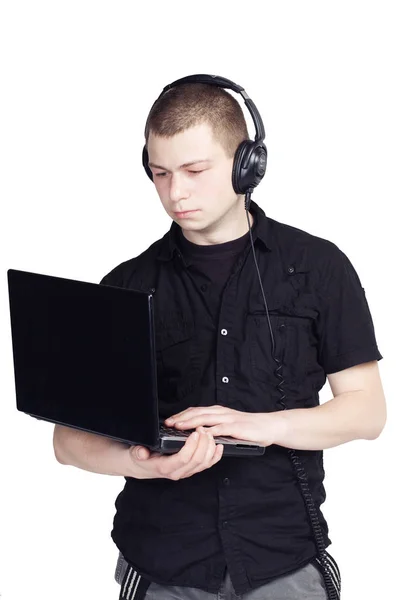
1;1;398;599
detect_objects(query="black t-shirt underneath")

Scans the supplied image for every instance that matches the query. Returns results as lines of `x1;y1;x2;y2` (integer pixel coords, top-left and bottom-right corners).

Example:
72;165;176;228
176;223;253;323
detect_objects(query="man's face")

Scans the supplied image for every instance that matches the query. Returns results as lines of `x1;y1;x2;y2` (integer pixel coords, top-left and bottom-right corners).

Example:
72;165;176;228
147;122;241;239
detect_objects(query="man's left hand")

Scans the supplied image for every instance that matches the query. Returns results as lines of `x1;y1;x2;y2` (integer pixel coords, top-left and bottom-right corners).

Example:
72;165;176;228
165;405;285;447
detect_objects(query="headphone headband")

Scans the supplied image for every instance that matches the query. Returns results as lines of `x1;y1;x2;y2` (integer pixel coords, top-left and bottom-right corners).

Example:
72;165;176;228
157;74;265;142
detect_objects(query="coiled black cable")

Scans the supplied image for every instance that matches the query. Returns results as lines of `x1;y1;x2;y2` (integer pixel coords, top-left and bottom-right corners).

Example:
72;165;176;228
245;191;341;600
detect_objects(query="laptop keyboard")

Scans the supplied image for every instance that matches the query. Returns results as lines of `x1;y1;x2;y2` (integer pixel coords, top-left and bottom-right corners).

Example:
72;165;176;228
159;424;193;437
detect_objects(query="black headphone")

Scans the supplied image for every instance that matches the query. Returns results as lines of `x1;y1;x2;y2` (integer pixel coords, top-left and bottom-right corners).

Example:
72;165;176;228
142;74;268;195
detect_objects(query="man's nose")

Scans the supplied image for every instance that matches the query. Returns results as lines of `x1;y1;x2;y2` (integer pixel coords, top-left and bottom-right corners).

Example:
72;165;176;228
169;173;189;202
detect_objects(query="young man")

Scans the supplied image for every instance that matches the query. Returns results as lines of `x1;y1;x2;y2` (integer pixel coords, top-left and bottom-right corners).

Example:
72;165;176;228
53;79;386;600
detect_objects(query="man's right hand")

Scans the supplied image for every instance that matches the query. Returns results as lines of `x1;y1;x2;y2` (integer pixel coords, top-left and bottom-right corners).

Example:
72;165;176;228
127;426;224;480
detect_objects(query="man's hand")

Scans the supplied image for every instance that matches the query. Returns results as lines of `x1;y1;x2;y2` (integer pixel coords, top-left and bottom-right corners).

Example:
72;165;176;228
164;405;284;447
128;426;224;480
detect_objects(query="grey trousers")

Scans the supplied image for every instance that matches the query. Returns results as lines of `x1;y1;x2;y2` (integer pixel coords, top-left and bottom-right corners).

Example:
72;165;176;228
115;551;328;599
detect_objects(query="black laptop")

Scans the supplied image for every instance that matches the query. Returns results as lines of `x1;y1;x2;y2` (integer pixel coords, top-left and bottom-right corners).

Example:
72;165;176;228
7;269;265;457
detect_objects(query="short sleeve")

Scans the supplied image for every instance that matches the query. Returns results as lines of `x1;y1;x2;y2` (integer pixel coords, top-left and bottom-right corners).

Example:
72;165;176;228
316;246;383;374
99;272;115;286
98;263;126;287
98;257;141;289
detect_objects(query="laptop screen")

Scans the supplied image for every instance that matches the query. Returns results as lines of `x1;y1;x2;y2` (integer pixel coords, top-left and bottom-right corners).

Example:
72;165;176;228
7;269;159;447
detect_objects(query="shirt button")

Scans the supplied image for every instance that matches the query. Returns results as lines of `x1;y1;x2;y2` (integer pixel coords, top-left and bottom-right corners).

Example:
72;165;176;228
279;323;286;332
222;376;229;384
223;478;230;486
222;521;229;529
221;329;228;336
287;265;295;274
200;284;207;292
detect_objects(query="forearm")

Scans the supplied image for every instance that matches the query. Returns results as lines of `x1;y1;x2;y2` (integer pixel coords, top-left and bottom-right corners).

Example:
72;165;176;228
272;390;382;451
53;424;137;477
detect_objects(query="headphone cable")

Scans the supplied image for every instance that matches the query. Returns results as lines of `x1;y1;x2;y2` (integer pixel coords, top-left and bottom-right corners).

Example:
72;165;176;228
245;191;341;600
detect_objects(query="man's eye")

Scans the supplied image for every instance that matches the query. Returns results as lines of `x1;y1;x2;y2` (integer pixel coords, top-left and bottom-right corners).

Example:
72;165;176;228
154;170;203;178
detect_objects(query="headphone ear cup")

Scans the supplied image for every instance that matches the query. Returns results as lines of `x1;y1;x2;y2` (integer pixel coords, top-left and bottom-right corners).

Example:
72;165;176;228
232;141;251;194
142;146;153;181
232;141;267;194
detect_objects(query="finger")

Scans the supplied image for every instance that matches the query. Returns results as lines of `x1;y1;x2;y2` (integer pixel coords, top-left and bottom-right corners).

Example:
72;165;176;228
131;445;151;460
211;443;224;463
166;406;232;424
173;414;233;430
181;426;212;473
197;427;216;465
189;427;221;472
204;441;224;469
207;434;225;465
164;430;202;480
172;427;214;479
165;430;201;474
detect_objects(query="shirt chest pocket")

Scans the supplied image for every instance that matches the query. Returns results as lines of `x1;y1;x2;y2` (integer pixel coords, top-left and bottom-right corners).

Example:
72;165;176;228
247;310;317;385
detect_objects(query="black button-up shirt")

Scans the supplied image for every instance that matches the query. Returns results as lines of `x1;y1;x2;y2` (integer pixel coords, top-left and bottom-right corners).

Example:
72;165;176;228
100;200;383;595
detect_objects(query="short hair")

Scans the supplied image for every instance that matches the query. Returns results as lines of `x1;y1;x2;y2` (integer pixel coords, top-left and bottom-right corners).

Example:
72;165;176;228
144;83;250;159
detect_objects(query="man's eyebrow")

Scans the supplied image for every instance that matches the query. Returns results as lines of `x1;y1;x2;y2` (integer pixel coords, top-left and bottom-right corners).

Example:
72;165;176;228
148;159;212;171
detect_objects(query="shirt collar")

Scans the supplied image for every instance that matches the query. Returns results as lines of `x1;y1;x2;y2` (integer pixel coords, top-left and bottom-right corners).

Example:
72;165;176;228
156;200;273;263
